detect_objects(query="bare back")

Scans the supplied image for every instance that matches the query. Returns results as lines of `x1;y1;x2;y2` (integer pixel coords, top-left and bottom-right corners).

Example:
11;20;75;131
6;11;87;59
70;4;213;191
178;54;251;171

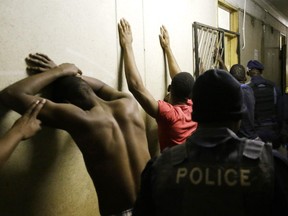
44;94;150;215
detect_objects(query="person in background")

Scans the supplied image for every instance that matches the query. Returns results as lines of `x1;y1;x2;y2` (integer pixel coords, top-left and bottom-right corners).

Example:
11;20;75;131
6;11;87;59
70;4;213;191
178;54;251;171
229;64;259;140
205;48;258;140
132;69;288;216
214;47;228;71
118;18;197;152
247;60;283;149
0;53;150;216
0;99;45;168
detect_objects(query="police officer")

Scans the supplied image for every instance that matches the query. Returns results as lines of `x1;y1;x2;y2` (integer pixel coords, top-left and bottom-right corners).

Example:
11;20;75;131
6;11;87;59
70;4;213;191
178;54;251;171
230;64;259;140
133;69;288;216
246;60;283;149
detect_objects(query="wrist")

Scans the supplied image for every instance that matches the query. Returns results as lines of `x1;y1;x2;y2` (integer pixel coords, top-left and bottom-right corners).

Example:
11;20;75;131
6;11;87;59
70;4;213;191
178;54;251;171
123;43;133;49
49;67;67;78
56;64;75;76
6;127;24;142
163;46;172;54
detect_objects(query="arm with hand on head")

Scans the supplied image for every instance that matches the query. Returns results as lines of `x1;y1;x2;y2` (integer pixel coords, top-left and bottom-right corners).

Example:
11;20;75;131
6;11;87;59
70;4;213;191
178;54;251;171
159;26;181;79
0;53;81;115
118;18;158;118
26;53;127;102
0;99;45;168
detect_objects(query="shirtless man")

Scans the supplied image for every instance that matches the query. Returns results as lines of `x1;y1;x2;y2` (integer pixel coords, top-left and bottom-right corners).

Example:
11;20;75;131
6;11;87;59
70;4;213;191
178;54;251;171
0;53;150;216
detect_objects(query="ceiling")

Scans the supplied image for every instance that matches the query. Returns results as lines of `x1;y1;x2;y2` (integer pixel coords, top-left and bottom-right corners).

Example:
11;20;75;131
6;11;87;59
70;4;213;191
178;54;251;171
261;0;288;24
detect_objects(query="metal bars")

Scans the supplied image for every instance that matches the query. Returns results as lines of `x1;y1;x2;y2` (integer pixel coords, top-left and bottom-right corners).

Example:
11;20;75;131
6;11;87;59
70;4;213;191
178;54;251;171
193;22;225;77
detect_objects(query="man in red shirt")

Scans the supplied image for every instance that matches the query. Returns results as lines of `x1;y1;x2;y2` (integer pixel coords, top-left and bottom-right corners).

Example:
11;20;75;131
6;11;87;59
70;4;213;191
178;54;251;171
118;18;197;152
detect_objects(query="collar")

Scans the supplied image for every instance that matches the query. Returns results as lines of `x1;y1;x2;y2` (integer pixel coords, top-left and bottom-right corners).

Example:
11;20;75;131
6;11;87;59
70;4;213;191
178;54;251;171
188;127;240;147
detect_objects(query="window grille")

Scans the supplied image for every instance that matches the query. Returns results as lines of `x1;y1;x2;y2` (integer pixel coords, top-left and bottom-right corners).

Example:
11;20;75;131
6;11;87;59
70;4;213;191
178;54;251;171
193;22;240;77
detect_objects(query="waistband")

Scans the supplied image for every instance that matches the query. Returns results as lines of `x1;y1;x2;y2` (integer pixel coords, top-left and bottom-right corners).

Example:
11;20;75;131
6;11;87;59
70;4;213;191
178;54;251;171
106;208;133;216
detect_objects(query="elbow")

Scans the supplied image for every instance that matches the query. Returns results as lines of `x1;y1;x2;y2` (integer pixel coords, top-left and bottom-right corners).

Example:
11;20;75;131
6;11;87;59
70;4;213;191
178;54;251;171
127;84;136;94
0;88;14;106
0;88;24;112
127;81;144;95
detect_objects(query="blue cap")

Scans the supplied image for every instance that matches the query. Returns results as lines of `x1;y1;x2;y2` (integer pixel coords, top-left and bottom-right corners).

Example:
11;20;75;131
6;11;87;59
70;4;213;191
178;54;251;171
247;60;264;70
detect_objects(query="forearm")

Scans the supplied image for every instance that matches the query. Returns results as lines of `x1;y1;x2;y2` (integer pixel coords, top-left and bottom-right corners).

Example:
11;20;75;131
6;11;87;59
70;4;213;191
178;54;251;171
0;67;67;113
218;58;228;71
0;128;24;169
122;45;145;93
7;68;65;95
164;46;181;79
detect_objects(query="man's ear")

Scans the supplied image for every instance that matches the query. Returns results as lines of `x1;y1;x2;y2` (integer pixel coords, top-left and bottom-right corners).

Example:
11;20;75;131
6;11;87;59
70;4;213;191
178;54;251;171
167;84;171;92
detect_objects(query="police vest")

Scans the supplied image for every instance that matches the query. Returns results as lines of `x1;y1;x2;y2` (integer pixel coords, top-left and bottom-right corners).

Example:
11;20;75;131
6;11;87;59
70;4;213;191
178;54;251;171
150;137;274;216
249;81;276;123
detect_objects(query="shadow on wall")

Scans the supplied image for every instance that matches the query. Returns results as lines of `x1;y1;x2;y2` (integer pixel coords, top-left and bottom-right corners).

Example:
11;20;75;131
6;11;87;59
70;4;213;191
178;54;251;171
0;104;99;216
0;125;62;215
145;115;160;158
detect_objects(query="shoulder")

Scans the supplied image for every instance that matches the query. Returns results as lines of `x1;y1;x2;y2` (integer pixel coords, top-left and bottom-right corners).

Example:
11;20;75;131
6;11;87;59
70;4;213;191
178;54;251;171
113;93;138;110
158;100;191;113
158;100;173;108
111;94;145;124
243;139;272;160
273;150;288;169
152;144;187;169
241;84;254;94
258;76;275;86
241;83;252;90
157;100;174;114
265;79;277;87
114;91;136;102
41;100;92;128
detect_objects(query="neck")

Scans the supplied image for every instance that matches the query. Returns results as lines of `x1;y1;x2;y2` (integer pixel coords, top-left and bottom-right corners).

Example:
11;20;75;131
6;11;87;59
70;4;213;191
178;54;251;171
170;97;187;105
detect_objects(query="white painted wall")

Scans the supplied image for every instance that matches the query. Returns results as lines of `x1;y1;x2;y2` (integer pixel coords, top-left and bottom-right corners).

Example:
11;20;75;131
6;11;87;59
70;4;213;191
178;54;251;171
0;0;287;215
0;0;218;215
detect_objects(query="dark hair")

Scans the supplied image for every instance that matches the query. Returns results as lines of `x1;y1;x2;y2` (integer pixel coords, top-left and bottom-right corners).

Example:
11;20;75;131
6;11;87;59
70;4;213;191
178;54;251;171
230;64;246;82
170;72;195;101
52;76;94;109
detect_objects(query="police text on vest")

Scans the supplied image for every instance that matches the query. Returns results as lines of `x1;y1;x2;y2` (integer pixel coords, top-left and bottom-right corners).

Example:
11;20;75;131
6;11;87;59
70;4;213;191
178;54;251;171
176;167;251;186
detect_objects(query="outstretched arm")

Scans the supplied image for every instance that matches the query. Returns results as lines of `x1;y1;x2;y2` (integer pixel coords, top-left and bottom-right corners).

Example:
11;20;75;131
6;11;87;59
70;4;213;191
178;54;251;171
0;99;45;168
118;18;158;118
159;26;181;79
